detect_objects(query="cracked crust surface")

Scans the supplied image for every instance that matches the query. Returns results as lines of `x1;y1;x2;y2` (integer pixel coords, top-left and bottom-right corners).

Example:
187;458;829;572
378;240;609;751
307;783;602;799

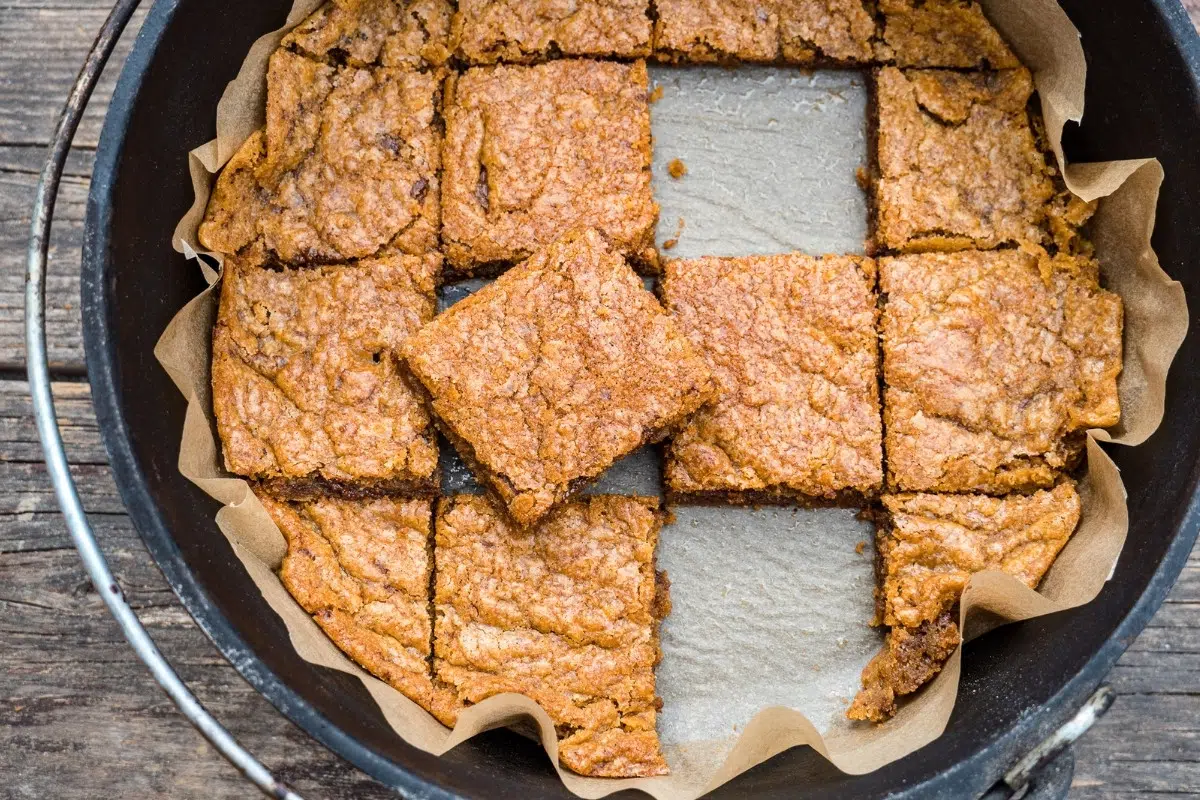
881;249;1122;494
878;484;1080;629
441;60;658;274
652;0;877;64
199;49;441;263
281;0;453;68
878;484;1084;628
875;0;1019;69
212;246;440;494
452;0;652;63
873;67;1057;253
848;484;1080;722
403;229;714;527
197;129;271;256
847;611;959;722
262;492;459;725
434;494;669;777
662;253;882;501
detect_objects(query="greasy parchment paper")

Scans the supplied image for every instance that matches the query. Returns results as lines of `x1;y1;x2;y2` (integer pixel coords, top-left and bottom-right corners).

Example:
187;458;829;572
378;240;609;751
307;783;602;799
157;0;1188;795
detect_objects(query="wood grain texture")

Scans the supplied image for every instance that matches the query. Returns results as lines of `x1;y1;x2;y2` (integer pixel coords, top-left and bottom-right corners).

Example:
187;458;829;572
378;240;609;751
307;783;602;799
0;1;1196;798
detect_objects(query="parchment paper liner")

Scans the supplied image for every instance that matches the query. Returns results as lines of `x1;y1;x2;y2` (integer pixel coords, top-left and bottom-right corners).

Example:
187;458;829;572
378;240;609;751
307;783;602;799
155;0;1189;795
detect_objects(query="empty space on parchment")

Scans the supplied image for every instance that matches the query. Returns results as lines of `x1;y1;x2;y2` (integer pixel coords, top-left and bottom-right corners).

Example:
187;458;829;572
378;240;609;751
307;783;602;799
437;66;880;765
649;66;869;260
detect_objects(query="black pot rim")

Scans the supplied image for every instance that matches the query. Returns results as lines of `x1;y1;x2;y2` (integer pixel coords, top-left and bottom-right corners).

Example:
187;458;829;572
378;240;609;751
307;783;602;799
80;1;1200;797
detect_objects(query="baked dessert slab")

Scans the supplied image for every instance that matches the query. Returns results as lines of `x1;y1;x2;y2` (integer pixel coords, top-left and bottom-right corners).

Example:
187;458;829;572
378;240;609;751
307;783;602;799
196;128;270;257
212;246;440;498
848;484;1081;722
440;60;658;274
198;49;442;263
776;0;877;63
652;0;779;62
262;492;459;725
434;494;670;777
652;0;876;64
452;0;653;63
871;66;1057;253
662;253;883;503
875;483;1082;630
881;249;1122;494
848;610;958;724
875;0;1019;69
281;0;453;68
403;228;713;527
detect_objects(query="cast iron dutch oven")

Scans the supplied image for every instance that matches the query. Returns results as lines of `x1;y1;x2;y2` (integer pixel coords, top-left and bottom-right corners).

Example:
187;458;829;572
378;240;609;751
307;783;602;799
77;0;1200;796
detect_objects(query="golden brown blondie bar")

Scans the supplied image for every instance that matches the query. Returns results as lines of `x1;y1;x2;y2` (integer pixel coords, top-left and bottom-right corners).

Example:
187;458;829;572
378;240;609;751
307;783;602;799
199;49;441;263
848;484;1081;722
403;229;713;527
662;253;882;503
211;246;440;498
441;60;657;274
452;0;653;63
652;0;877;64
196;129;270;258
881;249;1122;494
871;67;1059;253
262;492;459;725
875;0;1019;69
281;0;452;68
434;494;670;777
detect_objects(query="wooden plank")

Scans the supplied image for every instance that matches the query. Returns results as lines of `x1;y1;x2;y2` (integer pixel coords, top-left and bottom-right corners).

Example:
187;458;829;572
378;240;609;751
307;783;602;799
0;380;106;463
0;6;149;149
0;0;146;371
0;144;94;371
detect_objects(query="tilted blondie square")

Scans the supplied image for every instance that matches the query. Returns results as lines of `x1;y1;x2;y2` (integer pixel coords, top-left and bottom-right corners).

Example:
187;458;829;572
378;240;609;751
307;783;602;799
451;0;652;63
403;228;713;526
198;49;441;262
441;60;658;274
652;0;877;64
875;0;1019;69
848;483;1081;722
262;492;458;725
662;253;883;503
212;246;440;498
881;249;1122;494
281;0;453;68
434;494;671;777
871;67;1061;253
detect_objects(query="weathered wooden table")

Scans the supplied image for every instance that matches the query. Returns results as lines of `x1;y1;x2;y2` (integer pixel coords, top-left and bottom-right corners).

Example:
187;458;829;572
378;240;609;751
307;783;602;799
2;3;1198;797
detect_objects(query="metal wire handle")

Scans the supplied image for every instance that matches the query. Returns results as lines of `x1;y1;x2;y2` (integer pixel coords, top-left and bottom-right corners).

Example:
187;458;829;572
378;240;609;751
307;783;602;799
24;1;301;797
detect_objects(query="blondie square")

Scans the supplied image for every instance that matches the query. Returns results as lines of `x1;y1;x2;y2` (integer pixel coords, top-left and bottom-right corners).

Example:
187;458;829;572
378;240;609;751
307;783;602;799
875;0;1019;69
871;67;1057;253
880;250;1122;494
441;60;657;274
662;253;882;502
198;49;441;262
434;494;670;777
196;129;270;257
452;0;652;63
212;246;440;497
848;483;1081;722
281;0;453;68
652;0;876;64
262;492;458;725
403;229;713;526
